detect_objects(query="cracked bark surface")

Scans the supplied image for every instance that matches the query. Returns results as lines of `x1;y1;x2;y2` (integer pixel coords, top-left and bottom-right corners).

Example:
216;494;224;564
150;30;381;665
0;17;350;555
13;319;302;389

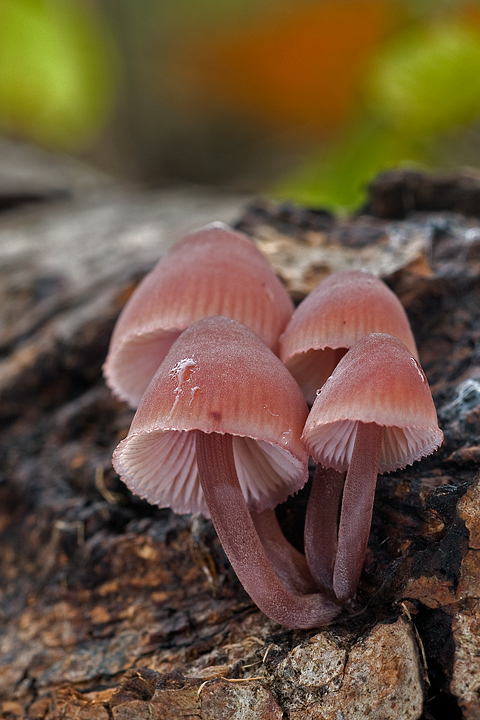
1;144;480;719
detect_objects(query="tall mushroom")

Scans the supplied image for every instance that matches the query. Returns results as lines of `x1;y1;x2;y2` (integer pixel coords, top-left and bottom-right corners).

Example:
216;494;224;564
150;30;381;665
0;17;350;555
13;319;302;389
113;316;341;628
104;222;294;408
301;333;443;604
280;269;418;405
104;221;308;592
279;269;419;592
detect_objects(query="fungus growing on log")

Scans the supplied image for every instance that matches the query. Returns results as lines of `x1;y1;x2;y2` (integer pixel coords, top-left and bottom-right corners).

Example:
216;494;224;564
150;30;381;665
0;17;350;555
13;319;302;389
113;316;341;627
104;222;293;407
302;333;443;604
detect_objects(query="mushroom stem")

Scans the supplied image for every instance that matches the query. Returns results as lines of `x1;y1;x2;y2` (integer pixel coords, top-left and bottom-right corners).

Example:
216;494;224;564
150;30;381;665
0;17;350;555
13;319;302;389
196;430;341;628
251;508;318;595
332;422;383;604
304;466;344;592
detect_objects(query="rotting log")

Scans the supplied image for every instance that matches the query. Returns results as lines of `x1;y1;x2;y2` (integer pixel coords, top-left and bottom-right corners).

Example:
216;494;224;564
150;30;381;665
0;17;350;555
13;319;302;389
1;143;480;719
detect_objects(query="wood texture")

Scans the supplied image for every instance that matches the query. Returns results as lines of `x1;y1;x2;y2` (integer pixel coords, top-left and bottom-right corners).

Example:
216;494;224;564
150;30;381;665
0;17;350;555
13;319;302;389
1;144;480;719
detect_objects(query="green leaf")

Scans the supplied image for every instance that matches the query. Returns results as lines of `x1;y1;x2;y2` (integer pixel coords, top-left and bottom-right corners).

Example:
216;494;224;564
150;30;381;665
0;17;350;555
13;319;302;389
273;121;421;213
0;0;118;150
367;21;480;135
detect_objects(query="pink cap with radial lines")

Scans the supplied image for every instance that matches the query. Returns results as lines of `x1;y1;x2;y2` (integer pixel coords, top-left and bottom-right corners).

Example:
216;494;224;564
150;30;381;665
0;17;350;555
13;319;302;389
302;333;443;474
104;222;294;407
113;316;309;518
280;269;418;404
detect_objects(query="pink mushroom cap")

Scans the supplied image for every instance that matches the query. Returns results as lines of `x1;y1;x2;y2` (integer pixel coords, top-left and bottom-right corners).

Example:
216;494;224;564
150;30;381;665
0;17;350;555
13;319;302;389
113;316;309;517
104;222;294;407
280;269;418;404
302;333;443;474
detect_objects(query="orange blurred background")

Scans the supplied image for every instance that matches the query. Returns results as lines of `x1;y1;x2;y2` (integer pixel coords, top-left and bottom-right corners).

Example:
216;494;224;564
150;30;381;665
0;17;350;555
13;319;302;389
3;0;480;209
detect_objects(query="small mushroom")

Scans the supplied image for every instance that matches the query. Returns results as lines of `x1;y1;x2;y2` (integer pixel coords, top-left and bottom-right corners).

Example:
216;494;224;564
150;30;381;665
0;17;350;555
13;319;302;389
301;333;443;604
280;269;418;404
104;222;294;407
113;316;340;628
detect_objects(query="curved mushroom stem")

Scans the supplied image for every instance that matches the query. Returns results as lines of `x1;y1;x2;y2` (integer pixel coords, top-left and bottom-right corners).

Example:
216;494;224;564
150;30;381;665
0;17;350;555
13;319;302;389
304;466;345;592
333;422;383;605
251;508;319;595
196;430;341;629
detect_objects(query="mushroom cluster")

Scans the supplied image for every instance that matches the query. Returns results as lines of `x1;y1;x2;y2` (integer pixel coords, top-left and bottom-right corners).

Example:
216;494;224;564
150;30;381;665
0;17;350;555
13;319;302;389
105;222;443;628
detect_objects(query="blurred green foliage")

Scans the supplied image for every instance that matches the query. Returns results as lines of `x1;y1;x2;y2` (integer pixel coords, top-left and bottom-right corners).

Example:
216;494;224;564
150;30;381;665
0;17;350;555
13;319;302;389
0;0;118;150
369;22;480;135
275;121;419;212
276;15;480;212
2;0;480;210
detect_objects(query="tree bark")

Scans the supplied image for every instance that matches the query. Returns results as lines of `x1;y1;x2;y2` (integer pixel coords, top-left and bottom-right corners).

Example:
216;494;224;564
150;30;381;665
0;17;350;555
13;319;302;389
1;144;480;719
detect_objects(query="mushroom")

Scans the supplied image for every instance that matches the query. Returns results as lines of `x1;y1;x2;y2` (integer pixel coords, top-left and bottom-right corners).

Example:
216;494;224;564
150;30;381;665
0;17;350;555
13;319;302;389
301;333;443;604
104;222;294;407
280;269;418;405
279;269;420;595
113;316;341;627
